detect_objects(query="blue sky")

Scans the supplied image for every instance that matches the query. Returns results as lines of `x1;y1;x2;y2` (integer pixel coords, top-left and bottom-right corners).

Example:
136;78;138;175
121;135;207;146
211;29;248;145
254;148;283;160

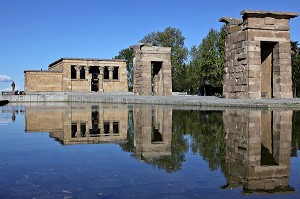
0;0;299;91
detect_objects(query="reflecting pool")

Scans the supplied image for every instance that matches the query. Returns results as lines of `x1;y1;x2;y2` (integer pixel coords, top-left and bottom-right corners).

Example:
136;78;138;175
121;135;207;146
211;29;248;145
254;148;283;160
0;103;300;198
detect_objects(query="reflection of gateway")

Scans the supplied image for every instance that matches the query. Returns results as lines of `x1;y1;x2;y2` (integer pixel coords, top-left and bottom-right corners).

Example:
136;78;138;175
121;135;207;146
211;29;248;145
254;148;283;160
223;110;295;195
132;105;172;161
25;105;128;145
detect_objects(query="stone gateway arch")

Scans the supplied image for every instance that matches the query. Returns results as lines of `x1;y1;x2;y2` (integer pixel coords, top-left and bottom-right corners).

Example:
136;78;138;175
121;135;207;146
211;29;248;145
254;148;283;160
131;43;172;96
220;10;298;99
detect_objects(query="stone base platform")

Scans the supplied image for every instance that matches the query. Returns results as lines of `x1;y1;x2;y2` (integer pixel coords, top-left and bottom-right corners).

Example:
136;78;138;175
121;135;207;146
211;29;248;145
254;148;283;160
1;92;300;109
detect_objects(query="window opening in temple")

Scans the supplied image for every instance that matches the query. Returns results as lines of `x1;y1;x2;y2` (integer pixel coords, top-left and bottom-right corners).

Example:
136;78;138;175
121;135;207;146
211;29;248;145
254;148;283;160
80;67;85;79
104;122;110;134
261;111;278;166
261;42;277;98
113;67;119;80
104;67;109;79
90;66;100;92
113;122;119;134
151;61;163;95
90;110;100;135
71;66;76;79
71;123;77;138
80;123;86;137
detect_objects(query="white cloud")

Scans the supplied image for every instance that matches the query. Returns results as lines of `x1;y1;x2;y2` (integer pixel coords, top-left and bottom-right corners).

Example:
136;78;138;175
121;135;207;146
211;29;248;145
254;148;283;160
0;75;12;82
1;87;12;92
0;86;21;92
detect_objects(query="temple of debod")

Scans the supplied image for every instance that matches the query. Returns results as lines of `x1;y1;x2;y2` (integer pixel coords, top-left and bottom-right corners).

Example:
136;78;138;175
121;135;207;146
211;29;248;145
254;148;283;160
24;58;129;93
1;10;300;107
23;44;172;96
23;10;298;99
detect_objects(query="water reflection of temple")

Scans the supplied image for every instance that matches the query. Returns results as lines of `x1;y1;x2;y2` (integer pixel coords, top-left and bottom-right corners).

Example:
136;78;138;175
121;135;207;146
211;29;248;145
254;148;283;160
132;105;172;161
223;110;294;194
25;104;128;144
25;104;174;167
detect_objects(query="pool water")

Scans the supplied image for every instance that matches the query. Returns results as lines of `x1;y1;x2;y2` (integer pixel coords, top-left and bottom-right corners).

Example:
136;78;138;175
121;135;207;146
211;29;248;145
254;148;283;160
0;103;299;198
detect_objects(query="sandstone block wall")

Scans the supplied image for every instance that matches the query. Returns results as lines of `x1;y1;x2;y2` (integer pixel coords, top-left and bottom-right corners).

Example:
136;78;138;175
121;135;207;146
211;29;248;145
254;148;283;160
132;44;172;96
24;71;62;92
220;10;298;99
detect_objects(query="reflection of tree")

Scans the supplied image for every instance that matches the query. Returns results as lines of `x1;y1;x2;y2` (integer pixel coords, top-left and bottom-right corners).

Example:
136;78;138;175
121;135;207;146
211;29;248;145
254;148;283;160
292;111;300;157
120;109;226;173
119;110;135;153
173;110;225;171
146;129;188;173
120;109;189;173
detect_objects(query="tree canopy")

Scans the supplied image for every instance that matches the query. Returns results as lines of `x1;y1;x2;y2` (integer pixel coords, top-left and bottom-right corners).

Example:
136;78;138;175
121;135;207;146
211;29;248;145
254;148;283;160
114;47;134;91
140;26;189;91
189;27;225;95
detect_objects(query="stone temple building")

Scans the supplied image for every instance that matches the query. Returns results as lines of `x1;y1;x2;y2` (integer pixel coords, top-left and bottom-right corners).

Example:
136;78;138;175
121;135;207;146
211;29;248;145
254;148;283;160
24;58;128;92
220;10;298;99
131;43;172;96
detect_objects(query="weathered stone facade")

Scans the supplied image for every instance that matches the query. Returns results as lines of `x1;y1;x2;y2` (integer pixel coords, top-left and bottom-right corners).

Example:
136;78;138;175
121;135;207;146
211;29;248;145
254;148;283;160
131;44;172;96
24;58;128;92
25;104;128;144
220;10;298;99
223;110;293;194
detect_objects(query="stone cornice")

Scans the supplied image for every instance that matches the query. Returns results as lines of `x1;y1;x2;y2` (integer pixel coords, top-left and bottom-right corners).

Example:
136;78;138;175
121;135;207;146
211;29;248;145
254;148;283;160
241;10;299;19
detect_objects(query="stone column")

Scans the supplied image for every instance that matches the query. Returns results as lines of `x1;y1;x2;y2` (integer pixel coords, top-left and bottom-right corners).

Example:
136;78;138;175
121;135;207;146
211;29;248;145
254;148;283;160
75;66;81;80
84;66;91;91
110;122;113;134
98;66;103;92
109;66;114;80
77;123;80;137
85;66;90;80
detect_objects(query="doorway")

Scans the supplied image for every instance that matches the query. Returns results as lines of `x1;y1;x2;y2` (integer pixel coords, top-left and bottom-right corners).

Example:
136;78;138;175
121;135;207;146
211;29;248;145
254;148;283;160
151;61;163;95
90;67;100;92
260;42;277;98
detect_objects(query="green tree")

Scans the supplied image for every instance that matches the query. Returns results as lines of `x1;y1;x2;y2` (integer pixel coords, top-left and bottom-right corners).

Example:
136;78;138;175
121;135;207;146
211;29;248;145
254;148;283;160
114;48;134;91
190;26;225;95
140;26;189;92
291;41;300;97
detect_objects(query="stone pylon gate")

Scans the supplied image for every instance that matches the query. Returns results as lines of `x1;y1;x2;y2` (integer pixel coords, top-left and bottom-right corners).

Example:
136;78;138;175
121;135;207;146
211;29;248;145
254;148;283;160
220;10;298;99
131;43;172;96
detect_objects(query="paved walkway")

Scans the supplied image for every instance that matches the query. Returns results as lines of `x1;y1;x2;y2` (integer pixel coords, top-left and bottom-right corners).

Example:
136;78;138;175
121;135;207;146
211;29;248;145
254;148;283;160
1;92;300;109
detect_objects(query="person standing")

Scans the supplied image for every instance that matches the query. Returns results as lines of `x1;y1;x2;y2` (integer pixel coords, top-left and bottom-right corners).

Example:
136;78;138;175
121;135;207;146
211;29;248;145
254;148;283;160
11;81;15;93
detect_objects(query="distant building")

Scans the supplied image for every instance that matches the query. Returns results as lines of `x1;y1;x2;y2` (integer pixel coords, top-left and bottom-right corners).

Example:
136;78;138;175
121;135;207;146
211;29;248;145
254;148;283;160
24;58;128;92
